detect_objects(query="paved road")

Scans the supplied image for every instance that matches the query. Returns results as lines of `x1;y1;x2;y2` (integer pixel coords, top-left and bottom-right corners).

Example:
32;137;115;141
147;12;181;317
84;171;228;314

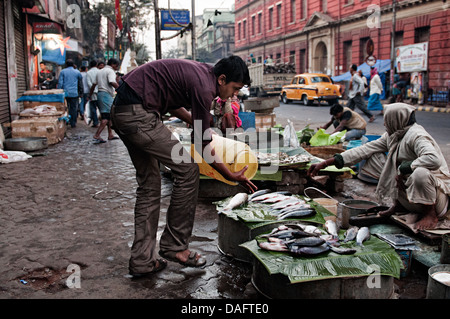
274;100;450;165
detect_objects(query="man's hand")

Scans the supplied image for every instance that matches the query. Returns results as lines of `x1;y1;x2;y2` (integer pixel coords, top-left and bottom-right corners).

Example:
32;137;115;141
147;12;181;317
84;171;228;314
307;157;335;177
229;166;258;193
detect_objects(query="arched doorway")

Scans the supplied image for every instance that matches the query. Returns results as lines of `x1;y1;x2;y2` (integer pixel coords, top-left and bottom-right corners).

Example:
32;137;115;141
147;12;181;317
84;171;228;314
314;41;328;74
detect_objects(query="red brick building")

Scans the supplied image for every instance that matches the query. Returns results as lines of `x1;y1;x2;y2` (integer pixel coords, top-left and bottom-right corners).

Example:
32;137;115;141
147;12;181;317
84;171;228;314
234;0;450;90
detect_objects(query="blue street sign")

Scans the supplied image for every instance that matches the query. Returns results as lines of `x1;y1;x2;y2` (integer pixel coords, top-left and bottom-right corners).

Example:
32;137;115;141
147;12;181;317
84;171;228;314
160;10;190;31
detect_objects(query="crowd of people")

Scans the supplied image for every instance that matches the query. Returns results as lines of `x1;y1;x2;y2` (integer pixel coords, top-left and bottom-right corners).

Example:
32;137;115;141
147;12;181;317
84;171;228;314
39;59;124;143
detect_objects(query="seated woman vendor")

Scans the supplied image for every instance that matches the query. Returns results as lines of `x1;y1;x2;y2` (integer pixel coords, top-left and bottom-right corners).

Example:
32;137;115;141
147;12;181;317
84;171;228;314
309;103;450;230
211;95;242;134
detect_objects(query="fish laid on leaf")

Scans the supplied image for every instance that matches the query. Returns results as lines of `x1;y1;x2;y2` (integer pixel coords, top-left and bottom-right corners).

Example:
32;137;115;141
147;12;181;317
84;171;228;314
250;192;281;202
286;236;325;247
328;245;357;255
220;193;248;212
261;195;291;204
258;241;289;252
270;198;305;210
356;227;371;247
248;189;272;201
277;208;316;220
274;203;311;215
290;243;330;256
343;226;359;243
324;220;339;239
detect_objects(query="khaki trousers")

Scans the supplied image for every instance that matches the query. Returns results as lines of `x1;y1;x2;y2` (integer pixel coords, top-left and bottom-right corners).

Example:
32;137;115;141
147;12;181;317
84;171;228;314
111;104;199;274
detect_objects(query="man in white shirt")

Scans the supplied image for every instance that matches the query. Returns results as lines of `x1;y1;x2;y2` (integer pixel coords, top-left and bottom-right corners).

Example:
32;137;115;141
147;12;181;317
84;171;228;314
86;60;101;127
347;64;375;123
89;58;120;143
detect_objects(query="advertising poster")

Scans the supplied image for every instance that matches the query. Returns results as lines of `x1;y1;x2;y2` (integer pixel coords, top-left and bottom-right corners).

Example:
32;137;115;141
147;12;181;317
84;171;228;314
395;42;428;73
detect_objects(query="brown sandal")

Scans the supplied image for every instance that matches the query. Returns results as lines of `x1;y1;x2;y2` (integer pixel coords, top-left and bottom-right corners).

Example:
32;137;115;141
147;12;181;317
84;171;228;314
159;250;206;268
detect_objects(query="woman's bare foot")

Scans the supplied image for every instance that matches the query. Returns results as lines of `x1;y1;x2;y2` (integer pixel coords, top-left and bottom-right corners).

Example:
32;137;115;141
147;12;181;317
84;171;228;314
415;205;438;230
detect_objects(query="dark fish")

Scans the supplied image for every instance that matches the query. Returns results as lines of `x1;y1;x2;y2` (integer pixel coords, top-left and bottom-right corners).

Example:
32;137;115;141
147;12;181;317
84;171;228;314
286;236;325;247
248;189;272;201
261;229;315;240
277;209;316;220
290;243;329;256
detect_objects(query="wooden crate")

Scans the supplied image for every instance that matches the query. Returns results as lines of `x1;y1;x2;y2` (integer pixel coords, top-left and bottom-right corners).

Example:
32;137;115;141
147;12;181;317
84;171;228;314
21;89;66;112
11;116;66;145
255;112;276;131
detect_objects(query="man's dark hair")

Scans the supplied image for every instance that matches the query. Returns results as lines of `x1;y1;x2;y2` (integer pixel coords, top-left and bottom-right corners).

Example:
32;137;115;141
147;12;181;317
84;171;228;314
350;64;358;71
66;59;75;67
330;103;344;116
213;55;251;86
89;60;98;68
107;58;119;66
80;66;87;72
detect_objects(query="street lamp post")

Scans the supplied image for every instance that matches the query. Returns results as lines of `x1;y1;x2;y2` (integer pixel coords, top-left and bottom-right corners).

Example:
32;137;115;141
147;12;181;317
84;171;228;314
191;0;196;61
154;0;162;59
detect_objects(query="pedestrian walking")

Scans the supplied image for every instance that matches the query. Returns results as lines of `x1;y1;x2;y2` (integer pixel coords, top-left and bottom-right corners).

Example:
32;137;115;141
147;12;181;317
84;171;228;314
308;103;450;231
57;59;82;128
79;66;90;121
110;56;257;277
89;58;120;143
367;67;384;115
86;60;100;127
347;64;375;123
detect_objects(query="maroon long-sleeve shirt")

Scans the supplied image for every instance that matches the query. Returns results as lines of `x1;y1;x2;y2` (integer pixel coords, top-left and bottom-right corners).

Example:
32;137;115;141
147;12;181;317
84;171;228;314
122;59;219;146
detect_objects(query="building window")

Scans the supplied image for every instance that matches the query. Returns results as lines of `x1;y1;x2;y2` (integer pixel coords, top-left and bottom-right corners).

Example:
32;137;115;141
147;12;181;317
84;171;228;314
243;20;247;39
301;0;307;20
300;49;306;73
269;7;273;30
343;40;352;70
290;0;296;23
276;53;282;63
394;31;404;48
415;26;430;43
321;0;327;12
258;13;262;34
237;22;241;41
251;15;256;36
277;4;282;28
289;50;295;64
360;37;370;64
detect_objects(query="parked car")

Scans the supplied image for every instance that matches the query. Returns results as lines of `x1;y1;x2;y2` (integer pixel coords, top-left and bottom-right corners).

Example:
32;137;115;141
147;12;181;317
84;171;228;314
280;73;342;106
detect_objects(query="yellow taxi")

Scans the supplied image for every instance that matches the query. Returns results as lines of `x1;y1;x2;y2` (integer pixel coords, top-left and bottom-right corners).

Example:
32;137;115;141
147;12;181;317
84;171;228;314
281;73;342;106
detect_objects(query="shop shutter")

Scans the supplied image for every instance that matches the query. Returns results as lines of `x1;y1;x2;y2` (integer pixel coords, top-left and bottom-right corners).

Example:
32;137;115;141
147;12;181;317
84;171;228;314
13;0;26;107
0;0;11;136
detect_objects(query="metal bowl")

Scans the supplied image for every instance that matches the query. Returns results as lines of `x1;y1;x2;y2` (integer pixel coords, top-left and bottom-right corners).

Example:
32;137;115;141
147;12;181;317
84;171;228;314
4;137;48;152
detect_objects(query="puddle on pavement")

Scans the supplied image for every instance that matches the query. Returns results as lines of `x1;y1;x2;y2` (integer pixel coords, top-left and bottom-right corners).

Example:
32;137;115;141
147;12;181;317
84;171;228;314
15;265;87;293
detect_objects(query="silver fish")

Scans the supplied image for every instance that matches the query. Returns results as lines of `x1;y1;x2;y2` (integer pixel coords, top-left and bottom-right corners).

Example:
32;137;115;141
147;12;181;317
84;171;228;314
277;209;316;220
356;227;371;247
276;203;311;215
270;198;304;210
248;189;272;201
303;225;324;236
329;245;357;255
258;241;289;252
343;226;359;243
250;192;281;202
221;193;248;212
262;195;291;203
290;243;329;256
325;220;339;239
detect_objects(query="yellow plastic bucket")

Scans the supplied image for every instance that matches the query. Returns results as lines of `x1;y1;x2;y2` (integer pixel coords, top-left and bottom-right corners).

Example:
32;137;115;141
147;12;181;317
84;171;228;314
312;198;339;222
190;134;258;186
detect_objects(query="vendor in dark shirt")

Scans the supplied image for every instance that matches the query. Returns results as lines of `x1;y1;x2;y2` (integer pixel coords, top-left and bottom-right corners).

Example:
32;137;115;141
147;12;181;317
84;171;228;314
319;103;367;141
110;56;256;277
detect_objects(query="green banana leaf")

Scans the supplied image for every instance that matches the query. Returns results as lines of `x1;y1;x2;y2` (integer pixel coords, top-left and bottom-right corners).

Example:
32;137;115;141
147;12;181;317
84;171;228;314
309;129;347;146
240;229;403;284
